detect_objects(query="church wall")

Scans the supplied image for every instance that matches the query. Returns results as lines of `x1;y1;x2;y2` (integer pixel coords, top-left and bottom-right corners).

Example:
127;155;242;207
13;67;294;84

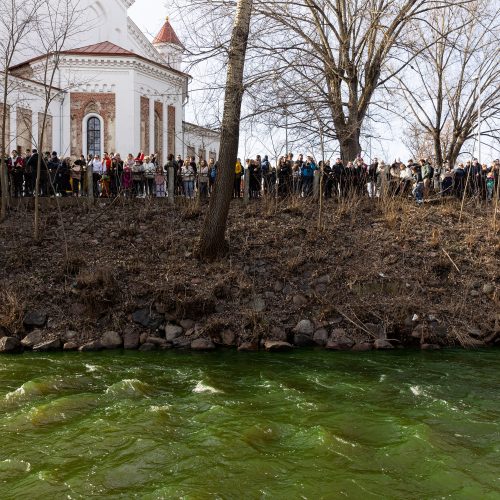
70;92;116;157
16;108;32;153
154;101;163;162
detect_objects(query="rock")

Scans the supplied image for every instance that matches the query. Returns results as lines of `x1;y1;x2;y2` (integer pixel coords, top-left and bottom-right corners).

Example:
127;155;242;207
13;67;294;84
470;289;480;297
330;328;347;337
220;329;236;346
101;331;122;349
180;319;195;330
165;324;183;341
171;336;191;348
352;342;373;352
139;342;156;351
79;341;103;352
293;319;314;336
330;316;343;325
421;343;441;350
411;324;428;339
21;330;44;348
123;331;140;350
191;338;216;351
0;336;22;353
273;281;284;293
23;311;47;328
292;294;308;307
374;339;394;350
237;342;258;352
132;308;163;329
33;338;62;352
482;283;495;295
251;297;266;313
313;329;329;346
64;330;78;341
364;323;385;339
269;326;287;342
467;327;483;338
293;333;314;347
264;340;293;352
146;337;170;348
314;274;331;285
325;338;354;350
63;342;79;351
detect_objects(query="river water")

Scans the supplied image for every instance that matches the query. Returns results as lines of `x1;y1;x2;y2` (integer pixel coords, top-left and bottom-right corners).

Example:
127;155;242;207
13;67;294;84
0;350;498;499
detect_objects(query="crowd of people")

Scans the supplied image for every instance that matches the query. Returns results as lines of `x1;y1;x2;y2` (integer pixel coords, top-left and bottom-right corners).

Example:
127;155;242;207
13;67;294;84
1;148;499;204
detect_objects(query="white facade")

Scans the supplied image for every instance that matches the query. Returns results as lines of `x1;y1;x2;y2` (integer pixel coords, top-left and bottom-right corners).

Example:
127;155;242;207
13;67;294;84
2;0;219;163
183;122;221;162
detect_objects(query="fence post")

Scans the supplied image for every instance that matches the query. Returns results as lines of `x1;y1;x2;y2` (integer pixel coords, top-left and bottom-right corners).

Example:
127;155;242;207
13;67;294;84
313;170;320;199
168;165;175;205
87;163;93;207
243;167;250;204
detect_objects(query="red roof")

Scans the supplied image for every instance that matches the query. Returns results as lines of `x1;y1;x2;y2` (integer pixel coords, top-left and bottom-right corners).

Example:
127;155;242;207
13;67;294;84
63;41;135;56
153;18;184;48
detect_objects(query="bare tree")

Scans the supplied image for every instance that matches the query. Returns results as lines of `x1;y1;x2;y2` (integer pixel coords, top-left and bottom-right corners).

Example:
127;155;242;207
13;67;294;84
394;0;500;166
197;0;253;259
26;0;80;240
0;0;41;222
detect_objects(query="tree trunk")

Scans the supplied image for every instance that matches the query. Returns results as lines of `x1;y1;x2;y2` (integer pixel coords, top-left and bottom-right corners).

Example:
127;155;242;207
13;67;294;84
339;130;361;163
197;0;253;260
1;85;10;222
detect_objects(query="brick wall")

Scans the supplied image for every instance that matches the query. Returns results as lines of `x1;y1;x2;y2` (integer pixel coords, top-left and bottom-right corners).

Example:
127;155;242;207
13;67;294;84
154;101;163;163
16;107;32;153
70;93;116;157
140;96;149;153
167;105;175;157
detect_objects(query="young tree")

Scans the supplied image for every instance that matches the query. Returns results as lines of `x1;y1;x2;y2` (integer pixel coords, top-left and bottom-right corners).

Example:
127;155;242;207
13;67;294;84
0;0;41;222
30;0;79;240
197;0;253;259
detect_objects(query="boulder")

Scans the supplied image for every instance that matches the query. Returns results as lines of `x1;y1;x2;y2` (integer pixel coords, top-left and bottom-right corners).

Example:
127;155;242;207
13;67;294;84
63;342;79;351
180;319;195;331
146;337;170;348
482;283;495;295
313;329;329;346
79;340;103;352
0;336;22;353
23;311;47;328
293;319;314;336
421;343;441;350
220;329;236;346
64;331;78;342
33;338;62;352
237;342;259;352
123;331;140;350
293;333;314;347
351;342;373;352
21;330;44;348
374;339;394;350
268;326;287;342
132;308;163;329
165;324;183;341
101;331;122;349
326;338;354;351
171;336;191;348
140;332;149;345
191;338;216;351
264;340;293;352
139;342;156;351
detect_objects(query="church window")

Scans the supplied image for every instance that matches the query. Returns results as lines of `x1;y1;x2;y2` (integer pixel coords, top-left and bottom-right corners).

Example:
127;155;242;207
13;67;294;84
87;116;101;157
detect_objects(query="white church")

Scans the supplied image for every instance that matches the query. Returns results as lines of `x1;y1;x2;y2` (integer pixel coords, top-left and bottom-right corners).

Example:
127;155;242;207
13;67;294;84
2;0;220;163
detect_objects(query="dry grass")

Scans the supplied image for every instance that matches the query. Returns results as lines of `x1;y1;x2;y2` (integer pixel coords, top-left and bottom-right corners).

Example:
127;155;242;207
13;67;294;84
0;288;24;336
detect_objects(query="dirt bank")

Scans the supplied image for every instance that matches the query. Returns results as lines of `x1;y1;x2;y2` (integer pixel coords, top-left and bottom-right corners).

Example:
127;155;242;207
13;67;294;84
0;195;498;353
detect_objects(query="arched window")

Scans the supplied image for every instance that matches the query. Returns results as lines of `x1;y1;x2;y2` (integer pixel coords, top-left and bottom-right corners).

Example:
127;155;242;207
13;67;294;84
87;116;101;157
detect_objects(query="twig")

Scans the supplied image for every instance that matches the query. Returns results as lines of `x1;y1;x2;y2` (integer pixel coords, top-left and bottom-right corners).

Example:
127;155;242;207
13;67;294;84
336;308;377;339
441;248;460;273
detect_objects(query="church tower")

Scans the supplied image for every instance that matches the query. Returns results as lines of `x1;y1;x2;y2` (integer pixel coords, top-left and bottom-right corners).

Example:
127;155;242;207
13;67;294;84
153;18;184;71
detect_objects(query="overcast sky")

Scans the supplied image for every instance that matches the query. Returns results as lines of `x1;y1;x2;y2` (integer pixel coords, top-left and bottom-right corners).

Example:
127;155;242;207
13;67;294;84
129;0;496;163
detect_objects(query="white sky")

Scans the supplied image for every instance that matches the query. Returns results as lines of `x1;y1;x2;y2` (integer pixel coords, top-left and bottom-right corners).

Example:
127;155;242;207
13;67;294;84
128;0;497;164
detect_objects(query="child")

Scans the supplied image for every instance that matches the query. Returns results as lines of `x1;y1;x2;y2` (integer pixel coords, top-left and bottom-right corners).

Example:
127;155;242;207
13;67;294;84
486;170;495;202
155;166;166;197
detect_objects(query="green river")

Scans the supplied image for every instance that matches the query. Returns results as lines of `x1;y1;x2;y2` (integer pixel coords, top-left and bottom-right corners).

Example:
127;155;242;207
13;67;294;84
0;350;498;499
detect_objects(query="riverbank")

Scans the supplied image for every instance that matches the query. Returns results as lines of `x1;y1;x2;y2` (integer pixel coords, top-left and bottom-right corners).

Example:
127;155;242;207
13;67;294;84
0;195;498;353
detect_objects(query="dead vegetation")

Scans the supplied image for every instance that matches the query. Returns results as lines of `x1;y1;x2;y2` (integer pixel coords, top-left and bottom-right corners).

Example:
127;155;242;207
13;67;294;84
0;195;498;348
